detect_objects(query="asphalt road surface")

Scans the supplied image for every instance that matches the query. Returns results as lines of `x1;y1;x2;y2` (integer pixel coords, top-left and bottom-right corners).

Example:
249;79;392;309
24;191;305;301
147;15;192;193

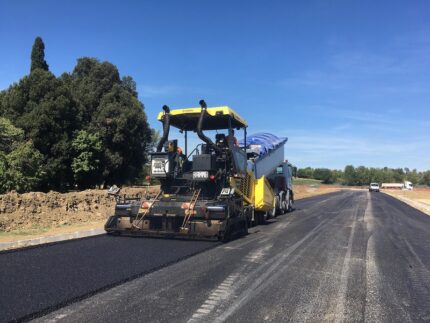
2;190;430;322
0;233;217;322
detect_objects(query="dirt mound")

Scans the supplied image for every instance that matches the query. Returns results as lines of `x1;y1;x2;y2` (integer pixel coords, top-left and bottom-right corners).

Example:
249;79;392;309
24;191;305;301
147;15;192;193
0;187;158;232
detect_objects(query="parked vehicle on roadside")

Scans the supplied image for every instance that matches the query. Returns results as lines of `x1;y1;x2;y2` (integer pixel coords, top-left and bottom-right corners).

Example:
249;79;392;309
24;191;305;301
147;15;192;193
381;181;413;190
369;183;380;192
404;181;414;190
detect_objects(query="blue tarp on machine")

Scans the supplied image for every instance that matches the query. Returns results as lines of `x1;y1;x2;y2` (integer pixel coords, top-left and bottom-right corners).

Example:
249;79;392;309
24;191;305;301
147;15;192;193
239;133;288;178
239;133;288;156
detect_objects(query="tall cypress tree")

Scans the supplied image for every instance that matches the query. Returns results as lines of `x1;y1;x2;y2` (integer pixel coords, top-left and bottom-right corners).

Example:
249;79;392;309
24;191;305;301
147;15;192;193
30;37;49;72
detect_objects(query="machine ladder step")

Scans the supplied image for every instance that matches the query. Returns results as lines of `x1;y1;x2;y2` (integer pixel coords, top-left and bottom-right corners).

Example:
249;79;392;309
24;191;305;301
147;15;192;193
180;189;201;233
133;190;163;229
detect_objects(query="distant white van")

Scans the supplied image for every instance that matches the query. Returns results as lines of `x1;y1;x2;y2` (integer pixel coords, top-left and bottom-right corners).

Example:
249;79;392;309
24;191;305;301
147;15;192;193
369;183;380;192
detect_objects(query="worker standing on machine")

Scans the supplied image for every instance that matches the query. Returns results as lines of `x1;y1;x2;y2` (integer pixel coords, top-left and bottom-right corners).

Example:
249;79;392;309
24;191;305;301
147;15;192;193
226;129;238;146
175;147;186;175
177;147;186;163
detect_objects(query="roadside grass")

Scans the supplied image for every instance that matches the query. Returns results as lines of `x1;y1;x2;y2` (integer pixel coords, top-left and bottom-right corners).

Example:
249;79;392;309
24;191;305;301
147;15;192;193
293;178;323;185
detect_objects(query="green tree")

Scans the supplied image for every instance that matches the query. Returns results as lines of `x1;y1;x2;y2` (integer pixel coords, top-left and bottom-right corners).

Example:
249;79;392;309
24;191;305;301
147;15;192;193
0;40;152;192
367;167;382;184
0;91;4;114
392;168;405;182
0;81;30;122
67;57;120;124
1;69;60;127
406;169;420;184
65;57;151;185
2;141;44;193
121;76;138;97
147;129;160;154
313;168;335;184
331;169;343;183
0;120;44;193
91;83;151;184
420;171;430;186
291;165;298;177
0;117;24;153
0;151;8;192
344;165;356;185
30;37;49;72
297;167;314;179
71;130;104;188
355;166;369;185
17;71;78;190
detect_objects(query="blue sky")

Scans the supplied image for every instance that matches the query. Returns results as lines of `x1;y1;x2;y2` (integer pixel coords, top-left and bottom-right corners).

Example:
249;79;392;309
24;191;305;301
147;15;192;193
1;0;429;170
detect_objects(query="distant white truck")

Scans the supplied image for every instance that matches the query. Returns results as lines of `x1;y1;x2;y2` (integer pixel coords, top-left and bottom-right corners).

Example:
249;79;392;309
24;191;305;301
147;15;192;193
381;181;413;190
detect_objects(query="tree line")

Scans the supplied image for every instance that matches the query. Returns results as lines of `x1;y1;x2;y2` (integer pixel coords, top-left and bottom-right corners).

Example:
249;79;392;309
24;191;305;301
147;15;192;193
0;37;153;193
296;166;430;186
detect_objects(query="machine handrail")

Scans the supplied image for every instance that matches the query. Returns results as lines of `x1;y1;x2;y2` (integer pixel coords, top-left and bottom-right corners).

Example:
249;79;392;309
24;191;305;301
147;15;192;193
187;144;202;160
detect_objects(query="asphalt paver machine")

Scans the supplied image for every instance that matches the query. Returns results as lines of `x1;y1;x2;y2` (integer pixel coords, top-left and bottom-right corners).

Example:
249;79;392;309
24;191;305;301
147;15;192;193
105;100;294;241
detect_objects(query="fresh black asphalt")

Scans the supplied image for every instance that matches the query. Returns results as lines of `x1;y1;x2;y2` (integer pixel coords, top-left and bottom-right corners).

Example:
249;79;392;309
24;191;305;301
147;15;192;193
32;190;430;323
0;234;217;322
3;190;430;322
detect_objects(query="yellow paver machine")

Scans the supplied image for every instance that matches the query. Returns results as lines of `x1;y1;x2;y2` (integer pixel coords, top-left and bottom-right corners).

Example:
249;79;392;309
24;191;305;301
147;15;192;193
105;100;294;241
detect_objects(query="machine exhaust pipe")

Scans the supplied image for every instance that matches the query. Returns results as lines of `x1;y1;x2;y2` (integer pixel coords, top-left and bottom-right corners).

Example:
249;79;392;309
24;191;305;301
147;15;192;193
197;100;221;153
156;105;170;152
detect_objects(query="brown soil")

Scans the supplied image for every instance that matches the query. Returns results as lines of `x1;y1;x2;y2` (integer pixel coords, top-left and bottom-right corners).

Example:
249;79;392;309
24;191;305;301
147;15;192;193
0;186;158;233
294;185;344;200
